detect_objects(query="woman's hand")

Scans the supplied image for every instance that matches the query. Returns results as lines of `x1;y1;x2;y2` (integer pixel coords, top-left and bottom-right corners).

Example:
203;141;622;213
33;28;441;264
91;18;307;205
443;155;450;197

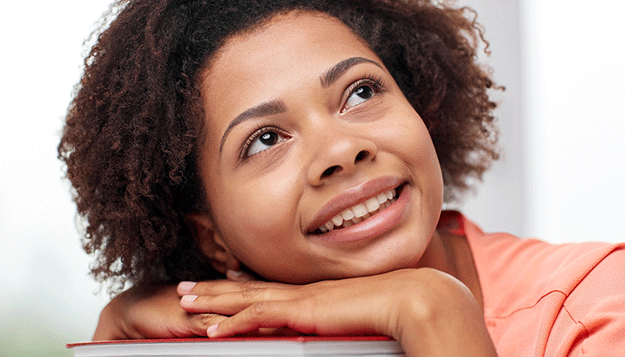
92;283;214;340
178;268;497;357
91;269;254;340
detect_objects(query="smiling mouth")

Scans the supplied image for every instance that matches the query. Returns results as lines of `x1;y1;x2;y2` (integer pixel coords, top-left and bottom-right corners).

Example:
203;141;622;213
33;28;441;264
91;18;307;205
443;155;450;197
310;185;403;235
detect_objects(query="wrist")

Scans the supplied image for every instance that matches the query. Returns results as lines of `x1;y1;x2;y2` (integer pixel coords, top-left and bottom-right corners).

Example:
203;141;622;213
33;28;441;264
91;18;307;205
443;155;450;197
392;269;496;357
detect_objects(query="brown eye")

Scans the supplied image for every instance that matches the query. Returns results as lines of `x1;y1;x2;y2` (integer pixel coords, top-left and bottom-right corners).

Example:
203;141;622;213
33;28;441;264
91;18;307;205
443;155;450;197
247;130;286;156
346;84;375;108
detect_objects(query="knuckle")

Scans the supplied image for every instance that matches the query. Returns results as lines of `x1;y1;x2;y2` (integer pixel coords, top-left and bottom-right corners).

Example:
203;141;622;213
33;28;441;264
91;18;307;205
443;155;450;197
251;301;269;317
196;313;220;326
242;280;263;290
240;281;276;301
241;287;258;300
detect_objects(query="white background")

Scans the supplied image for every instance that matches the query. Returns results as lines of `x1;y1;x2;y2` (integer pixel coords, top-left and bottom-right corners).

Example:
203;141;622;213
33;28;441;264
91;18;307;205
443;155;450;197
1;1;624;356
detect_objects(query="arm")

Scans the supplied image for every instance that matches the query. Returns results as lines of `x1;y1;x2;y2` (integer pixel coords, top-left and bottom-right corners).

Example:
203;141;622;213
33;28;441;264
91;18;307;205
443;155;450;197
91;269;257;340
92;283;213;340
179;268;497;357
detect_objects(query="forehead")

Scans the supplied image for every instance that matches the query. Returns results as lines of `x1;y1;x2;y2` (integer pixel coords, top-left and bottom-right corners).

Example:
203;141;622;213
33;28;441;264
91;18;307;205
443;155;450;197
198;11;381;121
207;11;373;73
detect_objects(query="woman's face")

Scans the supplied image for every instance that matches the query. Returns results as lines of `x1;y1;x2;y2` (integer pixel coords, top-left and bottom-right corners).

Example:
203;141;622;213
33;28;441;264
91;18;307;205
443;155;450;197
195;11;444;283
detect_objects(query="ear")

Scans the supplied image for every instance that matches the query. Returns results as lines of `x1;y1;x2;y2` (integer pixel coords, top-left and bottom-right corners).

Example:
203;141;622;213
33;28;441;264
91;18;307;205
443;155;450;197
184;213;241;275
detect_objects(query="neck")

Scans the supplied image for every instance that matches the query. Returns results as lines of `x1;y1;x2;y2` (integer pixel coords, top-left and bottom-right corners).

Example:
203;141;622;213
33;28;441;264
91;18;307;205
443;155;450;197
418;229;484;311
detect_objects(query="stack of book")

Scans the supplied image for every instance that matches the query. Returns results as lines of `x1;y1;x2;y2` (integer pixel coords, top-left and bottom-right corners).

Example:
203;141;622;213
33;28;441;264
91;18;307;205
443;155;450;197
68;336;404;356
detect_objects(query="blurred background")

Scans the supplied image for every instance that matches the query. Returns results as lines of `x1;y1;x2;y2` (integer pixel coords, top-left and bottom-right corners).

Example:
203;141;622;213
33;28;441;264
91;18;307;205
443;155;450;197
1;0;623;356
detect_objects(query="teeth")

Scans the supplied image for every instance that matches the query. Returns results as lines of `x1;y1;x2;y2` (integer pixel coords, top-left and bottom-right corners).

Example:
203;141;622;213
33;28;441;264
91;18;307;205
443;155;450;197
352;203;368;218
365;197;380;212
315;188;398;234
341;209;355;221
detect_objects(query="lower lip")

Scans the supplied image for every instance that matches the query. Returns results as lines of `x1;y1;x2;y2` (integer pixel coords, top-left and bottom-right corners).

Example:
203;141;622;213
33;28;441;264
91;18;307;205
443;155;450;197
311;184;411;244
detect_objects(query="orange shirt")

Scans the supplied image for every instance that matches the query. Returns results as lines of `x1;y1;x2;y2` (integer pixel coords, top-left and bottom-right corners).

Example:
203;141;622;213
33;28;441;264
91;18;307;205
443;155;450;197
438;211;625;356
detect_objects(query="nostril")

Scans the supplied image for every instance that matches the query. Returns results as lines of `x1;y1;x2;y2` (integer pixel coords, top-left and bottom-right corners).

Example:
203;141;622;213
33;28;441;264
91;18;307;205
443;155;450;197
355;150;369;163
322;165;341;178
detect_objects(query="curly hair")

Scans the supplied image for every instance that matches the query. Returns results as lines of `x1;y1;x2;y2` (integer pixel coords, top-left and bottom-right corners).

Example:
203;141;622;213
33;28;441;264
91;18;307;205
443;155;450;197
59;0;499;293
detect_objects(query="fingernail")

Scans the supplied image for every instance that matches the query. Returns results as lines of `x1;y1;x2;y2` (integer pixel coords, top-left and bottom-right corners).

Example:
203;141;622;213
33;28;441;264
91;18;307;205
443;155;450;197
180;295;198;304
226;269;243;280
207;324;219;337
178;281;197;294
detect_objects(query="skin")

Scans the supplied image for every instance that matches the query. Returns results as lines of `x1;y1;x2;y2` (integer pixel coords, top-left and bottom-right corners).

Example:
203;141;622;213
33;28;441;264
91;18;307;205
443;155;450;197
93;11;497;356
194;11;444;284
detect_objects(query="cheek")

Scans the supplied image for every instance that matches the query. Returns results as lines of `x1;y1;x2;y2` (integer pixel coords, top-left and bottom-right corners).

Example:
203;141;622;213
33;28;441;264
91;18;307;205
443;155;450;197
376;109;443;202
212;167;303;255
379;113;438;167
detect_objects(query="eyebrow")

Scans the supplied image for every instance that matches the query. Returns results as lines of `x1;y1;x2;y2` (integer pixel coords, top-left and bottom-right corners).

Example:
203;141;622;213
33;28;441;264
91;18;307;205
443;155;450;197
320;57;384;88
219;100;287;153
219;56;384;154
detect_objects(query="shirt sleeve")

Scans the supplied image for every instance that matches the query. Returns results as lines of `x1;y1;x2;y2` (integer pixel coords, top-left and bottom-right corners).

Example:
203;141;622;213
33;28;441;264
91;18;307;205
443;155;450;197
550;248;625;356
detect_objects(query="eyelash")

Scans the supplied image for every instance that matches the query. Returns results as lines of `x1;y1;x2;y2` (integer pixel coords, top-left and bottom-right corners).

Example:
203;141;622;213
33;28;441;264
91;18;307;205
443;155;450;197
239;74;387;161
240;124;285;160
342;74;386;111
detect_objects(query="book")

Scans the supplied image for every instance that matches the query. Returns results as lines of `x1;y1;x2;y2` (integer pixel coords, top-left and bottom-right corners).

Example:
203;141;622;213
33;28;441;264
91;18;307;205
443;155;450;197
67;336;404;356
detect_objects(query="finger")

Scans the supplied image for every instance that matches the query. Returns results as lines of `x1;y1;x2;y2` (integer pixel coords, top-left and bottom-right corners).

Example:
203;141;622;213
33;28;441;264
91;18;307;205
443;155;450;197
187;279;290;296
178;280;261;296
226;269;255;282
207;301;316;338
185;313;229;337
180;286;293;315
206;298;381;339
177;281;197;296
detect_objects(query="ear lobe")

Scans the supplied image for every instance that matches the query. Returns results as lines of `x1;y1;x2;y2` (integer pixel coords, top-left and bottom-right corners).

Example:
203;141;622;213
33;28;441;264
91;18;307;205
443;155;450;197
184;213;236;275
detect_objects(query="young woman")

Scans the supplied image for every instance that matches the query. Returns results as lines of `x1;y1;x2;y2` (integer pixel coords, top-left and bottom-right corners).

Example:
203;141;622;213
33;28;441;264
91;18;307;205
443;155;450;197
59;0;625;356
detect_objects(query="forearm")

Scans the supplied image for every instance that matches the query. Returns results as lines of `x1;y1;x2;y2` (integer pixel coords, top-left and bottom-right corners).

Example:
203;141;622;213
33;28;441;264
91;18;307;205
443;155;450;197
397;306;496;357
92;299;133;340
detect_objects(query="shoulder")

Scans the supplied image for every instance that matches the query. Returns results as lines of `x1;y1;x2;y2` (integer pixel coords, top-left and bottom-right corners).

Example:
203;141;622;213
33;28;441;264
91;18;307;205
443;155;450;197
445;210;625;315
477;235;623;314
445;211;625;356
559;248;625;355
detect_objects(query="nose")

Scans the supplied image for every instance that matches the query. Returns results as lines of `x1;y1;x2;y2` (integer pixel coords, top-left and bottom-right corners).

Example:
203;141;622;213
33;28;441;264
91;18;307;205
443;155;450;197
306;129;377;186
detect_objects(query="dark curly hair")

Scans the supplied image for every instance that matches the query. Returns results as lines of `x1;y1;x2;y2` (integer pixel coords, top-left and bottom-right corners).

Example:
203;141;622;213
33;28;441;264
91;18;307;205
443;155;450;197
59;0;499;293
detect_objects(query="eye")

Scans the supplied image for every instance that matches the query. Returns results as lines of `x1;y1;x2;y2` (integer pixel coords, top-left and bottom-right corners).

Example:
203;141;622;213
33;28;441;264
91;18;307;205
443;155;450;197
342;76;385;112
245;128;288;157
346;84;375;108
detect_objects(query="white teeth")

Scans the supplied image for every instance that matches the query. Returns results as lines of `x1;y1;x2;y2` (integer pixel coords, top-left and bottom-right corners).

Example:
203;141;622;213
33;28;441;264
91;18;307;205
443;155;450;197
365;197;380;212
352;203;368;218
341;209;355;221
315;188;399;234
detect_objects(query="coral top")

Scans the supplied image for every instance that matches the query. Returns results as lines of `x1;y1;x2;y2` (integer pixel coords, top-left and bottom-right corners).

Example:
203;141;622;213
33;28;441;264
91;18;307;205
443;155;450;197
438;211;625;357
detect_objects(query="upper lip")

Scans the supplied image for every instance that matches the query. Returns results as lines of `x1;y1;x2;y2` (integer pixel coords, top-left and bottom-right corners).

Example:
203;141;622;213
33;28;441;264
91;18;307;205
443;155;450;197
306;176;403;234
